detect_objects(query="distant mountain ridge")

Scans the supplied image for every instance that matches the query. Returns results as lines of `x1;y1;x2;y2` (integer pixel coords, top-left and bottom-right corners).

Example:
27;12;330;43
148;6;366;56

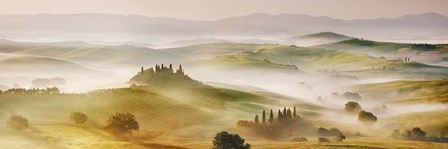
0;12;446;42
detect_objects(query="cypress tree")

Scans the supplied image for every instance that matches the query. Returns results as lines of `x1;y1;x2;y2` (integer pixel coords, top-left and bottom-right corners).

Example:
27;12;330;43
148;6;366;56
287;108;292;119
177;65;184;75
149;68;155;75
141;66;144;74
278;109;283;122
262;110;266;125
293;106;297;118
283;107;287;119
269;109;274;124
254;115;259;124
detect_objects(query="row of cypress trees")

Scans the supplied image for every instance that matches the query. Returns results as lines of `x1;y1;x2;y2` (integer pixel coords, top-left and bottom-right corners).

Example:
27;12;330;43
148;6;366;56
254;106;299;125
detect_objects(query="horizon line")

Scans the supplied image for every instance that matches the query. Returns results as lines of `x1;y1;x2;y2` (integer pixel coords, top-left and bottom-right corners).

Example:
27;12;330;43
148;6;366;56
0;12;445;21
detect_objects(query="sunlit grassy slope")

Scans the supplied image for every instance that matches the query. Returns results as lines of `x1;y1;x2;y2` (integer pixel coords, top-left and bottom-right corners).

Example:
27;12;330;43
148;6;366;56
2;39;447;79
317;38;447;52
188;54;299;71
350;79;448;103
165;43;281;59
185;43;448;79
165;137;448;149
185;43;372;70
0;82;320;139
382;109;448;136
3;124;447;149
316;39;448;67
336;78;448;135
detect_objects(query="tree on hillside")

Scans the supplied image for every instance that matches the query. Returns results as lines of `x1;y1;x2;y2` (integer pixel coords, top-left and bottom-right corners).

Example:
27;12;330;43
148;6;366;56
278;110;283;122
344;101;362;113
342;92;362;101
404;127;427;141
7;115;29;132
334;133;346;142
293;106;297;118
269;109;274;124
105;112;139;139
318;127;346;142
283;108;287;119
213;131;251;149
318;137;330;142
318;127;329;136
254;115;259;124
391;129;401;138
262;110;266;125
318;127;342;137
358;111;377;124
70;112;87;125
286;108;292;119
328;128;342;136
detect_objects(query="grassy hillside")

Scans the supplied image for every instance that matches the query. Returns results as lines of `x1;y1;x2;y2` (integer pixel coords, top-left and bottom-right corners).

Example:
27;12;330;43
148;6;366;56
0;53;100;75
188;54;299;72
0;66;446;148
320;39;409;52
165;43;281;60
316;39;448;67
2;40;446;79
350;80;448;103
0;66;320;140
317;38;446;52
0;86;317;140
0;40;186;70
382;109;448;135
2;123;447;149
184;43;375;70
184;43;448;79
278;32;354;46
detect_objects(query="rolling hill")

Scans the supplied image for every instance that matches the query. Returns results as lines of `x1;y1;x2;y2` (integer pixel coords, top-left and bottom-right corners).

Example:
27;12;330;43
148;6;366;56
0;53;99;75
181;43;392;71
0;65;321;141
316;38;448;66
317;38;445;53
277;32;354;46
182;43;448;79
0;40;187;71
188;54;300;71
349;80;448;104
165;43;280;60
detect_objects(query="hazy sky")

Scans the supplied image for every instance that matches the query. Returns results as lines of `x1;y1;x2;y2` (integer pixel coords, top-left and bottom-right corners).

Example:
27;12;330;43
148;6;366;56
0;0;447;20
